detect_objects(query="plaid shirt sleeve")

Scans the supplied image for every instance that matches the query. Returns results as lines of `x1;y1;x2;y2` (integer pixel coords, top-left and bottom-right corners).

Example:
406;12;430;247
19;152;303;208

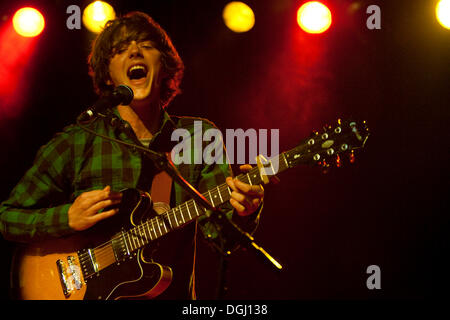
0;114;262;247
0;128;77;243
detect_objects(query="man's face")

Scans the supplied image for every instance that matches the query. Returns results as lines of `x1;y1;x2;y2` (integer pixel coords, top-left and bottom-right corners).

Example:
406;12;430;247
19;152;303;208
108;38;163;102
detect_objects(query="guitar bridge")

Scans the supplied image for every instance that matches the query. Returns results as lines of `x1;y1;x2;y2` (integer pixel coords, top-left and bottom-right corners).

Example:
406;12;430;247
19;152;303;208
56;256;83;297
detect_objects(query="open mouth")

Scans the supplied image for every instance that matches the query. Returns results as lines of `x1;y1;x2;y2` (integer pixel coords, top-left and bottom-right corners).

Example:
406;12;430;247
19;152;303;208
127;64;148;80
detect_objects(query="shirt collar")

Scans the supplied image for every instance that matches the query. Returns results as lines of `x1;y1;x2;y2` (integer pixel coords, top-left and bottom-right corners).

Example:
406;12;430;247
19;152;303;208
111;107;178;153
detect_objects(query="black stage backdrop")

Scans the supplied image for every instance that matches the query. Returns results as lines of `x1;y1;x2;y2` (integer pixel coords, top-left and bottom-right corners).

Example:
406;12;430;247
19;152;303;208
0;0;448;301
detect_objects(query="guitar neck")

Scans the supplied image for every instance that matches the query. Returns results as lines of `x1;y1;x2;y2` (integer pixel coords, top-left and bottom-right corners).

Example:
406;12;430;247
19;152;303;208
120;152;290;254
83;119;368;278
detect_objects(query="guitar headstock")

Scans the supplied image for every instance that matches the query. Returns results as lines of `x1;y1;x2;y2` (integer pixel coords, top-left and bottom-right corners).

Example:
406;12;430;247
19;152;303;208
284;119;369;170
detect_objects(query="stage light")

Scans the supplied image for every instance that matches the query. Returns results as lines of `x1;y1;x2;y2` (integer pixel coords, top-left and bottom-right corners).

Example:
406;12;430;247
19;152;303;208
223;1;255;33
436;0;450;29
297;1;332;34
0;22;39;118
12;7;45;37
82;1;116;33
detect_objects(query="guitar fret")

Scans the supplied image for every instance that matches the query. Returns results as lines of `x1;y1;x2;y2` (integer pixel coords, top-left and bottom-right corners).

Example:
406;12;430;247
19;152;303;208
144;223;152;242
172;208;177;226
208;190;215;207
138;228;144;247
176;207;184;225
142;227;147;244
213;188;220;204
193;201;200;216
155;217;162;237
141;227;148;245
166;211;173;229
247;173;252;185
180;206;186;224
281;152;289;170
159;217;167;234
128;230;135;250
127;232;134;252
185;202;192;220
122;231;130;256
217;185;223;203
135;229;141;248
172;209;179;227
141;226;148;244
142;227;148;244
149;220;157;239
134;229;140;248
130;230;137;250
179;205;187;223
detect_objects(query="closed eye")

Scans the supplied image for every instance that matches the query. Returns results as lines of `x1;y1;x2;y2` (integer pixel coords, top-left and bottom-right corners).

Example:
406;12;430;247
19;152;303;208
111;40;156;55
139;41;155;49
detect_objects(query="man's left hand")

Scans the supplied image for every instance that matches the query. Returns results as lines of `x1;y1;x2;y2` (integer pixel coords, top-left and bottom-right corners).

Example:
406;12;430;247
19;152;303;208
226;164;264;216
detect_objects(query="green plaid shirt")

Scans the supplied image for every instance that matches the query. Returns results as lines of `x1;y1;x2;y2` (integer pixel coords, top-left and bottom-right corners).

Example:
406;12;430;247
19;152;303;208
0;109;259;246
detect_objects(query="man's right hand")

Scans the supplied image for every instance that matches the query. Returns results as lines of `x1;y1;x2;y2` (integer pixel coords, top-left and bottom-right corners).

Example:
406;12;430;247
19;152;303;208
68;185;122;231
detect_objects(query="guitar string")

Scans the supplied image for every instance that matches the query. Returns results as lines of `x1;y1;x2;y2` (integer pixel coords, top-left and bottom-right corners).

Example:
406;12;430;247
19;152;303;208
78;170;259;266
77;125;354;270
79;181;234;261
77;183;232;270
78;190;215;269
77;165;278;271
80;149;336;274
79;149;334;276
77;172;257;269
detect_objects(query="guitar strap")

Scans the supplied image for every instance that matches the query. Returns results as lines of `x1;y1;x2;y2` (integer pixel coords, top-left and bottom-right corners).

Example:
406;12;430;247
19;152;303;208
148;154;197;300
150;169;172;206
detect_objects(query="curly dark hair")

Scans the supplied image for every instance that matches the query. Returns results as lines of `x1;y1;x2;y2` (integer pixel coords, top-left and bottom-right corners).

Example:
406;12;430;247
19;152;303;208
88;12;184;108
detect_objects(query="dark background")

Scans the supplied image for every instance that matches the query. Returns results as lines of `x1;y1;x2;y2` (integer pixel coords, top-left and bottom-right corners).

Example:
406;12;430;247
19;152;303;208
0;0;448;300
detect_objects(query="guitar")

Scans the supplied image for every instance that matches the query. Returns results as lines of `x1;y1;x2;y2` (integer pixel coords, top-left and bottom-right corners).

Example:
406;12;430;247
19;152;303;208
12;119;369;300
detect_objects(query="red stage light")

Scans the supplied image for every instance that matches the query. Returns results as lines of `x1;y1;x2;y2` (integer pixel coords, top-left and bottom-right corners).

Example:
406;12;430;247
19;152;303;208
0;17;39;118
13;7;45;37
297;1;332;34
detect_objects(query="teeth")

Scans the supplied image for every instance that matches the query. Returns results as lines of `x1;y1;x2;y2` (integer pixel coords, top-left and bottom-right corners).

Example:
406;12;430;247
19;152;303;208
129;65;146;72
127;64;148;80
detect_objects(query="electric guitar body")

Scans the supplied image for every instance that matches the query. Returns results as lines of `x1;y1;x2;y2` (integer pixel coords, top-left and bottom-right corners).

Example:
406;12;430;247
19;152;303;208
12;188;172;300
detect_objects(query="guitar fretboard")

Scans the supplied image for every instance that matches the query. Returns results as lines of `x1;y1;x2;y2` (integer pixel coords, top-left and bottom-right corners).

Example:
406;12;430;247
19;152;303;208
118;152;292;256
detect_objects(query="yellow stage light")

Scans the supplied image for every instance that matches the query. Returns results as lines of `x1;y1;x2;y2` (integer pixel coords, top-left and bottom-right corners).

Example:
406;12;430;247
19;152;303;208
12;7;45;37
297;1;332;34
82;1;116;34
436;0;450;29
223;2;255;33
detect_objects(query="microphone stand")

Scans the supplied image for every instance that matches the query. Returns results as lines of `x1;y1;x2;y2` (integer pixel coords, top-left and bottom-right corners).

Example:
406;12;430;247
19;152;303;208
138;147;283;273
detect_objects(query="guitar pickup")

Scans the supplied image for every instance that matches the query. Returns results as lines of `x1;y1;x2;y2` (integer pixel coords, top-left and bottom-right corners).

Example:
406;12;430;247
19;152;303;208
67;256;83;290
56;256;84;297
56;259;72;297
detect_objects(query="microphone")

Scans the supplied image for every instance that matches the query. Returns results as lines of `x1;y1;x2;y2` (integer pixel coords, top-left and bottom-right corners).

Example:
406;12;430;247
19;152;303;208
77;85;134;122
